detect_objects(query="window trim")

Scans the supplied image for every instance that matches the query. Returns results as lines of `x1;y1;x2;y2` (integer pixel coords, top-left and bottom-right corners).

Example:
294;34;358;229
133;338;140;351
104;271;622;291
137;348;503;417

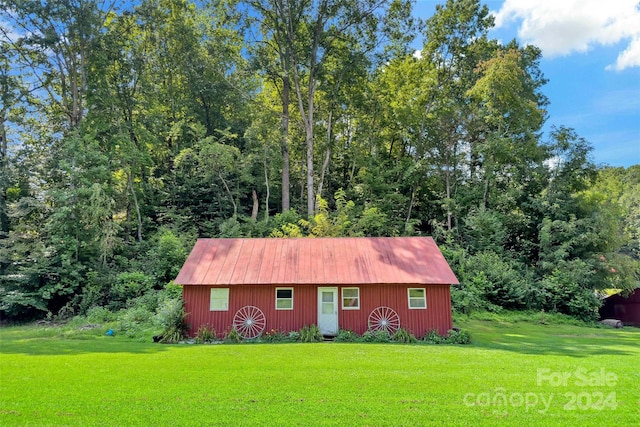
275;287;294;310
408;288;427;310
341;287;360;310
210;288;229;311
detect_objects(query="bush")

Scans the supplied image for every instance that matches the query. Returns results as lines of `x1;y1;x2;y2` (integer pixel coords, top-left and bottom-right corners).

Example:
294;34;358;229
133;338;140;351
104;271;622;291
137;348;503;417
262;329;288;342
334;329;360;342
223;328;242;343
422;329;471;344
391;328;417;344
361;329;391;343
155;299;188;344
540;266;601;322
85;306;117;323
117;306;155;338
445;329;471;344
422;329;444;344
298;324;323;342
147;230;188;284
110;272;154;310
287;331;299;341
194;325;217;343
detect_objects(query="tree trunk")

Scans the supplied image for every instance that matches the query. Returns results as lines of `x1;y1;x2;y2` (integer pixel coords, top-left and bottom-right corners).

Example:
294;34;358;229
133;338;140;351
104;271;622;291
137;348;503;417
281;76;290;212
306;132;315;216
251;189;259;221
406;187;416;231
316;109;332;201
219;173;237;217
446;163;452;231
128;171;143;242
264;156;270;222
0;111;8;234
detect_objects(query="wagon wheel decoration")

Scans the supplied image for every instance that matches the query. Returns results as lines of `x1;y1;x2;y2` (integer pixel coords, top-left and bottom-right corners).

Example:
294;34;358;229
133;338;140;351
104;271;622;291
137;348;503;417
233;306;266;339
368;306;400;335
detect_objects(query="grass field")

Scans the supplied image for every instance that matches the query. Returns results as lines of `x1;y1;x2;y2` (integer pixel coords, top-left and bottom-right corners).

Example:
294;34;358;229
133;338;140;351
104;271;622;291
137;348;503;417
1;316;639;426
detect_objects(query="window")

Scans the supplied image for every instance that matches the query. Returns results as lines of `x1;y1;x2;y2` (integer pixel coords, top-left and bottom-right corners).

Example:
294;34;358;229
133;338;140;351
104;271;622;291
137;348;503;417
210;288;229;311
342;287;360;309
408;288;426;309
276;288;293;310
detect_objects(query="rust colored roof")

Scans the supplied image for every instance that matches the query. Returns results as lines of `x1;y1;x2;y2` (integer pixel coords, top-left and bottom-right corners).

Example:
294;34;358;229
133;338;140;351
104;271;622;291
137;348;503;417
175;237;459;286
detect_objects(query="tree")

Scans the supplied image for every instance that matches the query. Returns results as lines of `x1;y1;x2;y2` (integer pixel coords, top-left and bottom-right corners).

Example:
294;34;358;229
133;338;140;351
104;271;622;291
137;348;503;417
249;0;387;217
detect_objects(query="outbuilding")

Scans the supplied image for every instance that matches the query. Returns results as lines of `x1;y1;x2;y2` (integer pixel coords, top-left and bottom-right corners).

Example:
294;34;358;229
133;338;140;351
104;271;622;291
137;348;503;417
599;287;640;327
175;237;459;339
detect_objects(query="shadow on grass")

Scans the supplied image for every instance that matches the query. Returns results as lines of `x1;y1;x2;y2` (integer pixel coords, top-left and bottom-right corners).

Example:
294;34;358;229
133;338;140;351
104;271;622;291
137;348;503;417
0;336;170;356
0;328;167;356
468;321;640;358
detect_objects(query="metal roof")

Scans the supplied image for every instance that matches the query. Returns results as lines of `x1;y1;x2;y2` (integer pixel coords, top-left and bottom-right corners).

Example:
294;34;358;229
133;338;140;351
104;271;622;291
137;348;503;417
175;237;459;286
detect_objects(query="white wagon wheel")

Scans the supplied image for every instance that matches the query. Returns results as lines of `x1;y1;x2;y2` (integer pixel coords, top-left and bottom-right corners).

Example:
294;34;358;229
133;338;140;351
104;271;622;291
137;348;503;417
233;306;266;339
368;306;400;335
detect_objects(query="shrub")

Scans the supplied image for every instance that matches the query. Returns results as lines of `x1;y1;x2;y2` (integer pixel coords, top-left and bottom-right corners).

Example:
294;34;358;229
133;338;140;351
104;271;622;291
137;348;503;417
148;230;188;284
298;324;323;342
334;329;360;342
194;325;217;343
288;331;300;341
391;328;417;344
117;306;155;338
422;329;443;344
223;328;242;343
110;272;154;310
445;329;471;344
85;306;117;323
423;329;471;344
155;299;188;344
262;329;288;342
361;329;391;343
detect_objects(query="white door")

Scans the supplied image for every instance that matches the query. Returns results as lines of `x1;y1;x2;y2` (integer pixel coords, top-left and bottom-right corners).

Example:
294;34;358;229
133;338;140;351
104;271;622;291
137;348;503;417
318;287;338;336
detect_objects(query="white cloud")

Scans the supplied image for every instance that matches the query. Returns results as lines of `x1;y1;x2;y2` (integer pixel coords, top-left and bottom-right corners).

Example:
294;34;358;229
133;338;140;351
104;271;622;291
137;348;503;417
608;36;640;70
493;0;640;70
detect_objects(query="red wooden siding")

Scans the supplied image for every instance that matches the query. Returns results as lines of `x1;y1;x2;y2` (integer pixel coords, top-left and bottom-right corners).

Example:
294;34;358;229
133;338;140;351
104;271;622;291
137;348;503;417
184;285;317;338
183;284;452;338
338;284;452;336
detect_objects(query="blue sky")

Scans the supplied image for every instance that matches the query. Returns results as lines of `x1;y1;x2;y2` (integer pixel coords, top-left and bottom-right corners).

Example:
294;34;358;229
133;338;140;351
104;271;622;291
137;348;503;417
414;0;640;168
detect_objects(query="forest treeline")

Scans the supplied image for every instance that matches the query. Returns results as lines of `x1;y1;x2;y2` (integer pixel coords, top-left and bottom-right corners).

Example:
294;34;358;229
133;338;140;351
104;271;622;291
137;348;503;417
1;0;638;322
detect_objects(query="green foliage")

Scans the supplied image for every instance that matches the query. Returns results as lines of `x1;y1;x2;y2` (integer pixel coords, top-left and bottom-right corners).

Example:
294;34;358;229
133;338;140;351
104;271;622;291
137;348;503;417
0;0;636;327
110;272;154;310
194;325;217;344
539;266;601;322
223;328;242;344
155;299;189;344
444;329;471;344
261;329;289;343
334;329;360;342
148;230;188;284
361;329;391;343
298;324;323;343
447;247;540;313
422;329;444;344
391;328;417;343
422;329;471;344
84;306;118;324
117;306;156;339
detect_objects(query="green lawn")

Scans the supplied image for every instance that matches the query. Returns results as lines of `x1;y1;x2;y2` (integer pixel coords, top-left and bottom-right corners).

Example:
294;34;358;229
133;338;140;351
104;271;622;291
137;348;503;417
1;318;639;426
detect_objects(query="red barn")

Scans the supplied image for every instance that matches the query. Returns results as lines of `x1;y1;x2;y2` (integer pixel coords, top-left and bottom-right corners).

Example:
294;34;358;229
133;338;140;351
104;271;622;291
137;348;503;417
175;237;459;339
599;287;640;327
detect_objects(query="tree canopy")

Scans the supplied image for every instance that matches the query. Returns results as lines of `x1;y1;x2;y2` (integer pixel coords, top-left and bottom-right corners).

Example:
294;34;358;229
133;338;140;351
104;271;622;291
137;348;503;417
1;0;637;322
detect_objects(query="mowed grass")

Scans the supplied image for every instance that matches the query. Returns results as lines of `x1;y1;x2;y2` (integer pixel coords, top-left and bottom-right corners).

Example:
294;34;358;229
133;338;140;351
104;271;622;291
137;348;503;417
1;319;639;426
